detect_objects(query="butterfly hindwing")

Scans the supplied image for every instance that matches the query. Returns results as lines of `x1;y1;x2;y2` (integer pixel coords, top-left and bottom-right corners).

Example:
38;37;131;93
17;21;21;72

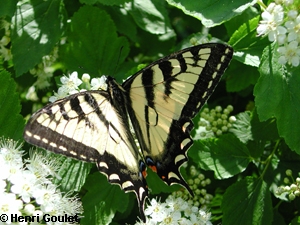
122;43;233;190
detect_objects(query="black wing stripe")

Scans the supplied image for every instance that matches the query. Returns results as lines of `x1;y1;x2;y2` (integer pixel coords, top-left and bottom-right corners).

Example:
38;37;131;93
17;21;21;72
123;43;233;195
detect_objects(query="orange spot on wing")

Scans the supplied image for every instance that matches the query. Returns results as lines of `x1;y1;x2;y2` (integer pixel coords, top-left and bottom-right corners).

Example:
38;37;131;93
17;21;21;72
142;170;147;178
149;165;157;173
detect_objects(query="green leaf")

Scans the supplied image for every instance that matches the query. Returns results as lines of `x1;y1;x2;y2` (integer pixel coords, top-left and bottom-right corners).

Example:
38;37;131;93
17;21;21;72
291;216;300;225
254;44;300;153
0;0;18;17
166;0;257;27
127;0;174;35
104;6;137;42
251;108;279;141
61;6;129;79
52;155;93;193
229;111;253;144
11;0;64;76
146;166;183;195
225;60;259;92
189;134;251;179
229;16;269;67
81;172;129;225
0;70;24;140
222;177;273;225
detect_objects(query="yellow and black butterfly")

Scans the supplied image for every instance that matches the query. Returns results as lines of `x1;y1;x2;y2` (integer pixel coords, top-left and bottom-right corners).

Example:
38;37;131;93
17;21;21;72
24;43;233;221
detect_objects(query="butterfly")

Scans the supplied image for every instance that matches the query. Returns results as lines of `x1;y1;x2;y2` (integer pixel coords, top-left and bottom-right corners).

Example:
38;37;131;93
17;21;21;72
24;43;233;221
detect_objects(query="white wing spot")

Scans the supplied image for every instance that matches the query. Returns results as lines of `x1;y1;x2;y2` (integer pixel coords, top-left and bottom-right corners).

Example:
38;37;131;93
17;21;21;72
33;134;41;140
70;150;77;156
109;174;120;181
208;80;213;89
168;171;180;180
212;72;218;79
175;154;185;164
202;91;207;99
25;131;32;137
122;181;134;189
181;138;191;150
99;162;108;169
182;122;190;133
49;142;57;148
221;55;226;62
79;154;86;159
139;187;146;200
42;138;48;144
59;145;67;152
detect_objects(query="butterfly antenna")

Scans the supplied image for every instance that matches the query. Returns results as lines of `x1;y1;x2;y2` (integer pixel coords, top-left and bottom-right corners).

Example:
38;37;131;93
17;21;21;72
112;46;124;77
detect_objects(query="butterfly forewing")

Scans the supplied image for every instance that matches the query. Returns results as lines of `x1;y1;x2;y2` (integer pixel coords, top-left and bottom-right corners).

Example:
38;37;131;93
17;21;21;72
24;90;148;218
122;43;233;190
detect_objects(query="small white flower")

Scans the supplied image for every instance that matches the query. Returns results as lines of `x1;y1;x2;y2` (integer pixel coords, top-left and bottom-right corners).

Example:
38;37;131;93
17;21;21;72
91;76;108;90
257;3;286;43
60;71;82;93
24;203;36;215
285;15;300;42
0;193;23;222
26;151;60;183
144;198;167;223
82;73;91;83
10;170;38;203
49;86;69;102
162;210;181;225
278;41;300;67
199;209;212;225
32;184;58;207
0;179;6;192
287;10;298;19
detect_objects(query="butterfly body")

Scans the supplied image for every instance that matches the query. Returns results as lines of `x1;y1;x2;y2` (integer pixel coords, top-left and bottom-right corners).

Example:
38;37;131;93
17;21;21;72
24;43;233;221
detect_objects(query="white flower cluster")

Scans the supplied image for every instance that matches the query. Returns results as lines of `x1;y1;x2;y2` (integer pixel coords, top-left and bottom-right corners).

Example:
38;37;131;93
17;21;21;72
135;196;212;225
257;0;300;67
0;138;83;225
49;72;108;102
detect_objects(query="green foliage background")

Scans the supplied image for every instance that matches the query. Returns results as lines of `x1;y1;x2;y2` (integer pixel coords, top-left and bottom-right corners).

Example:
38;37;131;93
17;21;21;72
1;0;300;224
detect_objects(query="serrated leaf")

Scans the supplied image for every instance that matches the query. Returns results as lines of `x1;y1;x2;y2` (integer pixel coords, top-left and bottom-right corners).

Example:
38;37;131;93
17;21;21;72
127;0;174;35
229;111;253;143
81;173;129;225
0;70;24;140
52;155;93;193
61;6;129;79
166;0;256;27
254;44;300;153
222;177;273;225
229;16;269;67
189;134;251;179
11;0;64;76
